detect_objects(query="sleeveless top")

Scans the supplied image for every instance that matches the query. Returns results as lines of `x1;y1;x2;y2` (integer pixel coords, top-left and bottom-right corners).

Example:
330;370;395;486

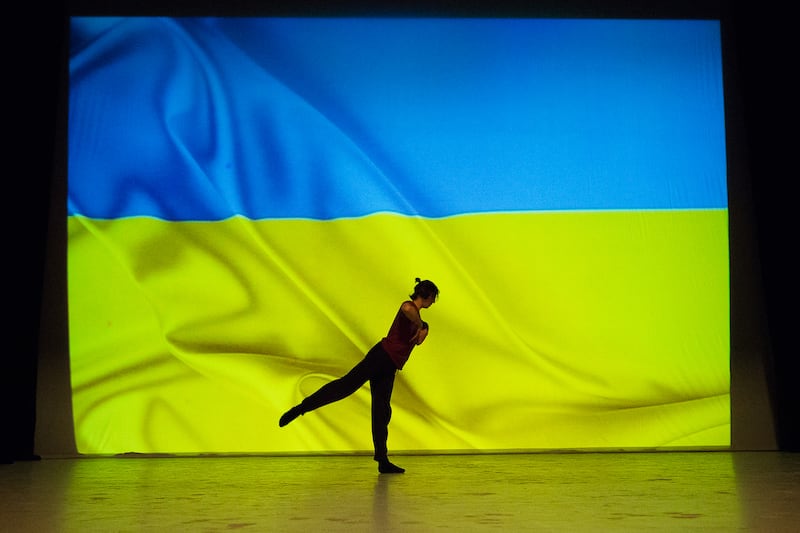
380;301;419;369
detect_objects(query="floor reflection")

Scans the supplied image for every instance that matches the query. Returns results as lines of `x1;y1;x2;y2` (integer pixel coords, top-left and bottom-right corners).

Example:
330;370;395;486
1;452;798;532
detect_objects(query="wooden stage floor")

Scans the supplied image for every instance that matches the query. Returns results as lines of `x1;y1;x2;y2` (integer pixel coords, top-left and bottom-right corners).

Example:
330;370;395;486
2;451;799;531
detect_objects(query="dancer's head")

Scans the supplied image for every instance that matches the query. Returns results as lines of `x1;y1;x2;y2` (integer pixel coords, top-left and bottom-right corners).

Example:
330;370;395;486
410;278;439;303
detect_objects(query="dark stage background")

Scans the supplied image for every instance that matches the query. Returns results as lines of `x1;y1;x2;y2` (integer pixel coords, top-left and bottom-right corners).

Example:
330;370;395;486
5;0;795;462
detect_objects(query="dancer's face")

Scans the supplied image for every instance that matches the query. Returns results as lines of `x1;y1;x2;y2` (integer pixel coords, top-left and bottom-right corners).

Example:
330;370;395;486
419;295;436;309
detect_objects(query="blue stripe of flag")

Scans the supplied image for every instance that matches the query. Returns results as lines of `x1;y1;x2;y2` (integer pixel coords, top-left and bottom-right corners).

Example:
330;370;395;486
68;17;726;221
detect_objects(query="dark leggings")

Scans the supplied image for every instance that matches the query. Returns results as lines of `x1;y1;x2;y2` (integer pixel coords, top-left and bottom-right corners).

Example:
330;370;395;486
299;342;397;461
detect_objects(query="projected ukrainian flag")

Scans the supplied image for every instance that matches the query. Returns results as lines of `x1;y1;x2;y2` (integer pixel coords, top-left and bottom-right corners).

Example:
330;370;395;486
68;17;729;454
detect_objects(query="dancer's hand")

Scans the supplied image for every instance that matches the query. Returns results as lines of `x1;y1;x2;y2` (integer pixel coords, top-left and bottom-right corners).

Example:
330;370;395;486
413;327;429;345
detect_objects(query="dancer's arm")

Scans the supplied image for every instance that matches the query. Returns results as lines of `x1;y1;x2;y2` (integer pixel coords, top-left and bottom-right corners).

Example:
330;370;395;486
401;301;429;345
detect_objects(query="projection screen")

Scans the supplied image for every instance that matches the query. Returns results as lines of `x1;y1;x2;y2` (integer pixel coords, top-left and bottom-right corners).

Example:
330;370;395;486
67;17;729;454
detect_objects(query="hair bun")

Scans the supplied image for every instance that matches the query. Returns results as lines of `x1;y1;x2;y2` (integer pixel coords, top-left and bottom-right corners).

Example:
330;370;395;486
415;277;421;283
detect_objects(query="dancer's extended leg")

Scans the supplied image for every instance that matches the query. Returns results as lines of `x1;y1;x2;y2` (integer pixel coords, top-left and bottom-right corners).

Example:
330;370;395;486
279;345;384;427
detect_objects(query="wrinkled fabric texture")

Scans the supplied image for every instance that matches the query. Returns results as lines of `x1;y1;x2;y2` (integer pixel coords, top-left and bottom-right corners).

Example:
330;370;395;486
69;17;726;221
67;17;730;454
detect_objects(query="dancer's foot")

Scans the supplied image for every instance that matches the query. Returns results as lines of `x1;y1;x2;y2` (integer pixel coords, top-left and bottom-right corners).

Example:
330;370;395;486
279;405;303;427
378;460;405;474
